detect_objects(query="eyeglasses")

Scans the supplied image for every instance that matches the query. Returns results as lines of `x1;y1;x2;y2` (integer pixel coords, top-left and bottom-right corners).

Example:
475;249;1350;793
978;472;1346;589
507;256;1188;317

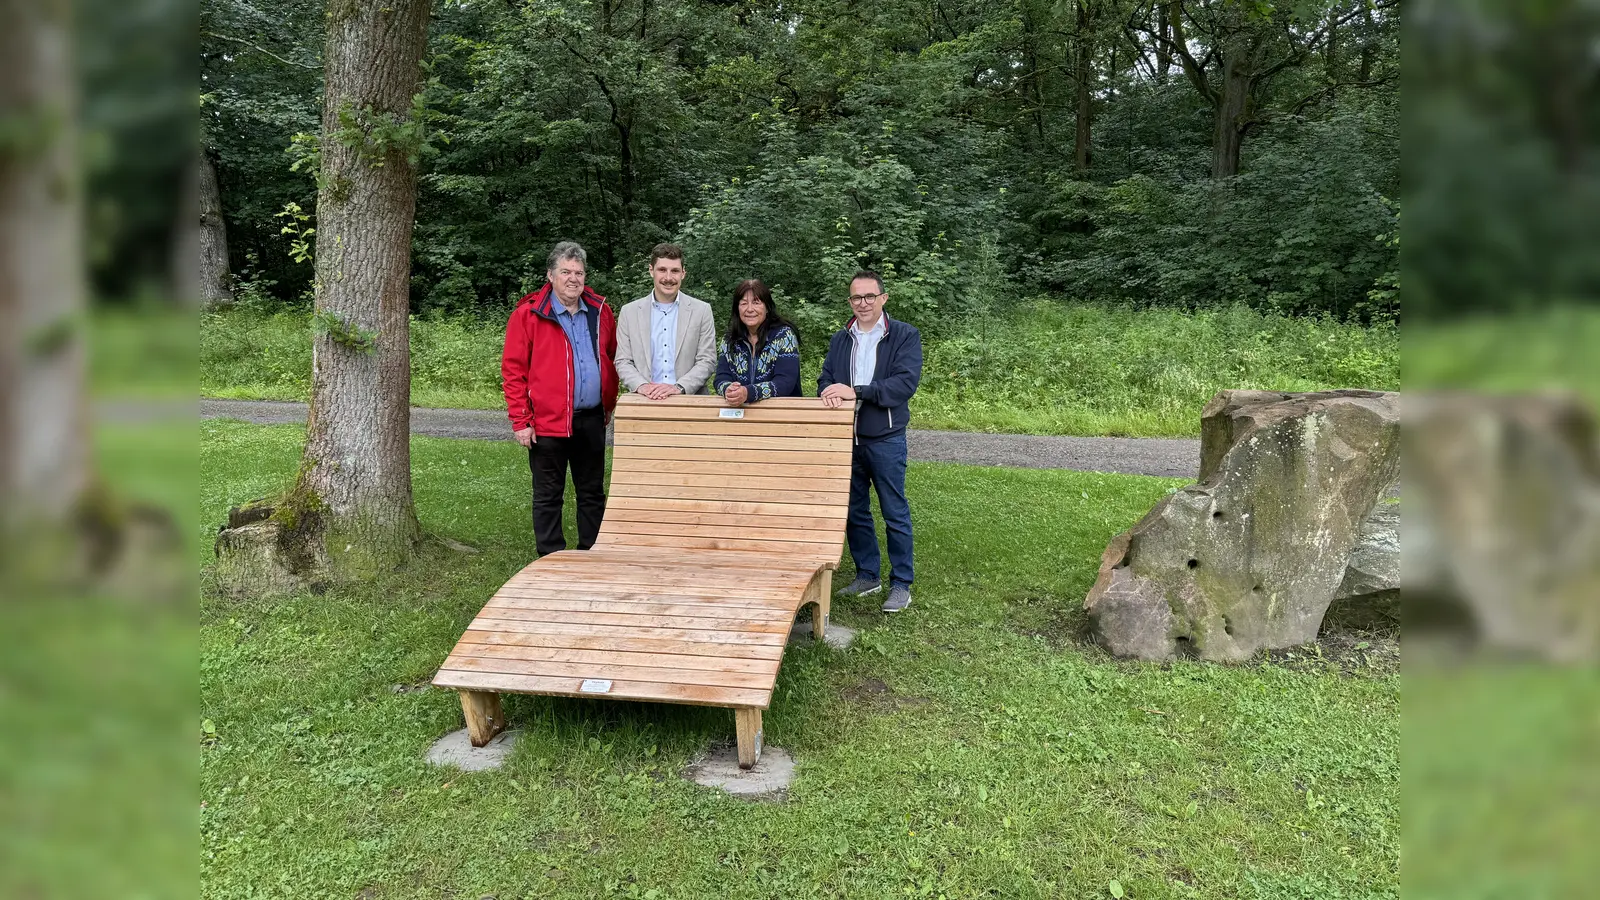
848;293;882;304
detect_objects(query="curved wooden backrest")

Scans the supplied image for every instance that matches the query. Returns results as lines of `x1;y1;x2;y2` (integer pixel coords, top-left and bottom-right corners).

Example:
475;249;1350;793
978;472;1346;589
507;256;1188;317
601;394;855;569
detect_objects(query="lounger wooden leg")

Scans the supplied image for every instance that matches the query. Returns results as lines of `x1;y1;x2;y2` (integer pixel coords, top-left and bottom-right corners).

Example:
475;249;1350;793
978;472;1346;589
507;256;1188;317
803;569;831;643
735;707;763;770
460;690;505;747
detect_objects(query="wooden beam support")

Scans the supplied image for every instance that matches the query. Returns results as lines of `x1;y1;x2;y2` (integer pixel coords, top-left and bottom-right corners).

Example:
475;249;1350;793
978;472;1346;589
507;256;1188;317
735;707;763;769
810;569;831;642
460;690;505;747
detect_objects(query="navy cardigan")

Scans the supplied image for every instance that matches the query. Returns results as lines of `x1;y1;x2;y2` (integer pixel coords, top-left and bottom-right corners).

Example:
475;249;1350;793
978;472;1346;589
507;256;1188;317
713;325;802;401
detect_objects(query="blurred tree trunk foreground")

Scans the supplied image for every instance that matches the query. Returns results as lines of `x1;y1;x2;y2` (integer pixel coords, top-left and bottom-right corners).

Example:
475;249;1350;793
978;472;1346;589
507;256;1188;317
0;0;94;577
1;0;180;590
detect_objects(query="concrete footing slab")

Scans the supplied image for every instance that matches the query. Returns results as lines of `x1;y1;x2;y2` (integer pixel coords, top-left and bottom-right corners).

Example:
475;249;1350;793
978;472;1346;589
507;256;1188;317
684;744;795;799
425;728;519;771
788;620;857;649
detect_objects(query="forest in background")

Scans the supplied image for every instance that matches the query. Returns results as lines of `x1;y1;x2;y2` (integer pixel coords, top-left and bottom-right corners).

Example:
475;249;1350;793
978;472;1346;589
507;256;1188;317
201;0;1401;339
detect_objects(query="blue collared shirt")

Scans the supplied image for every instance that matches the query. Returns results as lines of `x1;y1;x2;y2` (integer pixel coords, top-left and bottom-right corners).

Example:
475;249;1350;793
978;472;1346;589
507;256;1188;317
650;295;679;386
551;299;602;410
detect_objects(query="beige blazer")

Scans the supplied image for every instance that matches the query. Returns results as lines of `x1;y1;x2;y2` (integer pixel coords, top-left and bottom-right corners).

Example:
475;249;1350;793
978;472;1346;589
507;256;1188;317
614;292;718;395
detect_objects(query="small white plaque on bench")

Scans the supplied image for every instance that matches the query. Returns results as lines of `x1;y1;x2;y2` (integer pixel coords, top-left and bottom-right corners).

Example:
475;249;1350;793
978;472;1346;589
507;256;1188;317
579;679;612;693
718;408;745;419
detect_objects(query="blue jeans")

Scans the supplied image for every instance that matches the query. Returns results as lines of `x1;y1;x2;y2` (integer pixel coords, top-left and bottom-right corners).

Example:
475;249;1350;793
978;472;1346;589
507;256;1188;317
846;432;913;587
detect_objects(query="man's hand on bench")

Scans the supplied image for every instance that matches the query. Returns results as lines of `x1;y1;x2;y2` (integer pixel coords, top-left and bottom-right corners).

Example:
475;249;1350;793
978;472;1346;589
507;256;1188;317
637;383;684;400
820;383;856;409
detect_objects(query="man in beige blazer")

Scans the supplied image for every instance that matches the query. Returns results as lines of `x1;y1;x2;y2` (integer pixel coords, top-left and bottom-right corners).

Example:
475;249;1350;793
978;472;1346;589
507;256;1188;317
614;243;717;397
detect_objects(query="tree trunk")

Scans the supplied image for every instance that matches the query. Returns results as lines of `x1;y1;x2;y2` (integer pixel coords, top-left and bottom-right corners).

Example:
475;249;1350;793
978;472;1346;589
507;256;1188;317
1072;0;1093;172
1358;2;1374;82
1156;3;1173;83
1211;48;1252;179
284;0;431;579
1020;0;1047;148
0;0;91;539
197;150;232;307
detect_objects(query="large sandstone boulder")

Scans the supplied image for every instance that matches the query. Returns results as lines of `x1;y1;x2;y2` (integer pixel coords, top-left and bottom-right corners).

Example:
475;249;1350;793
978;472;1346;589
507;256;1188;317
1406;393;1600;661
1085;389;1400;662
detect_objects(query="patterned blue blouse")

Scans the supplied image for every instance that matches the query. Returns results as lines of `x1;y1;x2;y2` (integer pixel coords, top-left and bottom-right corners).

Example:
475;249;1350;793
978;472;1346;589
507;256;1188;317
713;325;802;402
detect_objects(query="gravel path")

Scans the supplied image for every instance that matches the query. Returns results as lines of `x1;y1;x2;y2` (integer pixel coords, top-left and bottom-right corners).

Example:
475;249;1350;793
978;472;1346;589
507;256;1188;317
200;398;1199;479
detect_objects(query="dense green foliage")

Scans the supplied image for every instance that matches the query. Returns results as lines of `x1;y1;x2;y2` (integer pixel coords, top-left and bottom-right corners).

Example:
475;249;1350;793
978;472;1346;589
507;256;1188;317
202;300;1397;435
201;421;1398;898
203;0;1399;324
1407;2;1600;318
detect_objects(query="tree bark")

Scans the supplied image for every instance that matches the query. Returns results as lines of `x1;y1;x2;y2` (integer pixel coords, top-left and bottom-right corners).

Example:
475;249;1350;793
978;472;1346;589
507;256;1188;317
1156;2;1173;83
197;150;232;306
289;0;431;577
0;0;91;536
1072;0;1093;172
1211;45;1253;179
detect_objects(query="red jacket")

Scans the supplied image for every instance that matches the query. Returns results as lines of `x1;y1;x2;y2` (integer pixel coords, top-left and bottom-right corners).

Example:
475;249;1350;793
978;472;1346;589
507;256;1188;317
501;283;619;437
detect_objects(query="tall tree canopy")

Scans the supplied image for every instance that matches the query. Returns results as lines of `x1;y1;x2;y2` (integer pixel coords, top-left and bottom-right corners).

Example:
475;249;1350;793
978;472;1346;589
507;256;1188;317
202;0;1401;327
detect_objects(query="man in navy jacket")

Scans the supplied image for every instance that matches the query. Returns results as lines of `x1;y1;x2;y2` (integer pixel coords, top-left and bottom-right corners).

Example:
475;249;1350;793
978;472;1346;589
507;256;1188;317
818;271;924;613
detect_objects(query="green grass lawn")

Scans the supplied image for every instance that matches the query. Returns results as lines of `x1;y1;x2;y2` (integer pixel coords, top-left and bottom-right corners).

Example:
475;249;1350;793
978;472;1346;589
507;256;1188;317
200;421;1398;899
201;301;1398;437
1405;305;1600;409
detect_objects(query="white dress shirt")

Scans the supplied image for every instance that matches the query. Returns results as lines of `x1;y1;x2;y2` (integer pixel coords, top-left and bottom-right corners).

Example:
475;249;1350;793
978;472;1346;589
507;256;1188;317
850;316;887;387
650;294;679;386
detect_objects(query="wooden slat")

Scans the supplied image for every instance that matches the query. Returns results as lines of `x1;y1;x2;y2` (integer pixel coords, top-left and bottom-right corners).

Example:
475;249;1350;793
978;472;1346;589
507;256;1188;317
467;616;788;644
614;431;847;452
609;470;846;490
604;495;848;519
471;605;792;633
599;532;844;557
612;445;852;467
611;480;847;505
615;394;840;412
585;543;839;568
434;668;772;709
598;520;842;545
510;566;809;591
521;555;813;581
601;505;844;532
493;584;800;607
573;546;839;574
492;576;806;605
495;581;802;605
620;404;853;425
440;653;774;690
607;457;849;480
577;544;833;565
447;641;781;675
457;628;784;660
616;418;854;439
485;594;797;621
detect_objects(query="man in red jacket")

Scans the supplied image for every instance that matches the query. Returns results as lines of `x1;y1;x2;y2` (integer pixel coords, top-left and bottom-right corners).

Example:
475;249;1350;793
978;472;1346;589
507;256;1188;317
501;241;619;555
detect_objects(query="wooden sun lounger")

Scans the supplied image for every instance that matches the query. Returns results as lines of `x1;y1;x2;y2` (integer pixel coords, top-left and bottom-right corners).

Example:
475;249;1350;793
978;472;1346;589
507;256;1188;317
433;394;854;768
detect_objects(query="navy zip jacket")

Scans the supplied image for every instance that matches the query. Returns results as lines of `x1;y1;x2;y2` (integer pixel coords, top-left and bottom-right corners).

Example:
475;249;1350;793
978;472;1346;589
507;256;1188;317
817;314;923;439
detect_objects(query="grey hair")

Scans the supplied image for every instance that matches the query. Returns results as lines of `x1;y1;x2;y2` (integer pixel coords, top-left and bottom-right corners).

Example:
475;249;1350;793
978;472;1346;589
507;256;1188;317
546;241;587;272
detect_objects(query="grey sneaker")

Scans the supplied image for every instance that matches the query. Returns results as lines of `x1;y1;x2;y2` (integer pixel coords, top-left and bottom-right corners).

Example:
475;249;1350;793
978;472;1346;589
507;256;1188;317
881;583;912;613
837;574;882;597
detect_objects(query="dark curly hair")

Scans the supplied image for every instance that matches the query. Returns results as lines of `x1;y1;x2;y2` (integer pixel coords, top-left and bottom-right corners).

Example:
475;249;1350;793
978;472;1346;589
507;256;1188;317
723;278;798;349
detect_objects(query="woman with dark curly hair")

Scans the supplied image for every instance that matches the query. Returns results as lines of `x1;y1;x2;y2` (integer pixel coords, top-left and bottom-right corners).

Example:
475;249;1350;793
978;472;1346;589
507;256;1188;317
713;278;802;406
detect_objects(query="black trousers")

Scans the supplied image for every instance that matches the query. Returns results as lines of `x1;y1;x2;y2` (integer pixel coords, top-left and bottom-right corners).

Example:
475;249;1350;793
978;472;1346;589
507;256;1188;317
528;406;607;556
